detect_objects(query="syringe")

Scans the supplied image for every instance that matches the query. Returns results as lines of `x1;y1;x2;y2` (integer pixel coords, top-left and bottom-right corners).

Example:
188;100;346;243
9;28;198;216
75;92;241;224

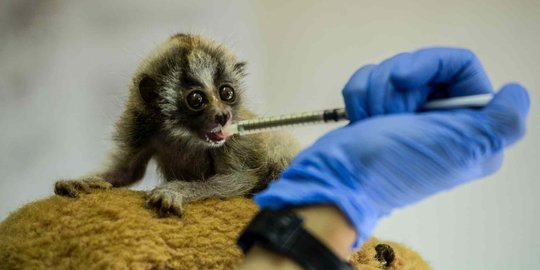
224;94;493;136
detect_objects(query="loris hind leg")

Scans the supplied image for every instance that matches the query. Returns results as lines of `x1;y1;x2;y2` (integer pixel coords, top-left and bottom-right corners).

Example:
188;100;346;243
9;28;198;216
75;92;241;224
146;171;259;217
54;148;152;198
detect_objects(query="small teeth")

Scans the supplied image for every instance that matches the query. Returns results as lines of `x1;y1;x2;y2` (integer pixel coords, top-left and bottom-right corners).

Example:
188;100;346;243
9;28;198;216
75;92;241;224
204;134;225;147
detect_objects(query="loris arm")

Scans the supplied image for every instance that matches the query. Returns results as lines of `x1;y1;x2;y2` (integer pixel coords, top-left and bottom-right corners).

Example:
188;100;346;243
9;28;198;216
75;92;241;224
55;146;153;197
101;147;154;186
147;170;261;217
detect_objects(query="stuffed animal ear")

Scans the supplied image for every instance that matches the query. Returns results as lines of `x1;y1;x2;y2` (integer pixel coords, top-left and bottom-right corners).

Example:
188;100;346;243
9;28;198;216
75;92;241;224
139;75;158;103
375;243;395;267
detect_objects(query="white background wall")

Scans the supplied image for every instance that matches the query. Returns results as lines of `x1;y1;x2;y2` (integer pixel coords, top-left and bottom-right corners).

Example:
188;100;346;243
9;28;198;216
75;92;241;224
1;1;538;269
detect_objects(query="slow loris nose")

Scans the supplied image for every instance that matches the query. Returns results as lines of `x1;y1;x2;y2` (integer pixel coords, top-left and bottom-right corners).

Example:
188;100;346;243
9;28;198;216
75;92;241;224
215;112;230;126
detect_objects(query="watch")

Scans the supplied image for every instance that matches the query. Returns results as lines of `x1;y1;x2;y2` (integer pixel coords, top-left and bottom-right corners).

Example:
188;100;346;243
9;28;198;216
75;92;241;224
237;209;354;270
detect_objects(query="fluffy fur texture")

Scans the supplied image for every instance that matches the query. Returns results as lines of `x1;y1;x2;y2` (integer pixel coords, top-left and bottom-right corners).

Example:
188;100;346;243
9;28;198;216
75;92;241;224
0;189;430;269
54;34;299;216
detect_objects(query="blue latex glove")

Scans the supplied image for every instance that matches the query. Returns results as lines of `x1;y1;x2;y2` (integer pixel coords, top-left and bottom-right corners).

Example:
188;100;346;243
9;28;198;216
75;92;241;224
343;48;494;122
254;48;530;248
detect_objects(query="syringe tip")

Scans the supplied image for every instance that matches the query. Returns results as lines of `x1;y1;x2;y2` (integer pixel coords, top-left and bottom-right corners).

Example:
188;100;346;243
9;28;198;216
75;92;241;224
223;123;239;136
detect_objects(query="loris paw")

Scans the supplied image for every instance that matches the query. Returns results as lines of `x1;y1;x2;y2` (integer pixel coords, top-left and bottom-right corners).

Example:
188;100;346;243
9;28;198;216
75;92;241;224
146;188;184;217
54;176;112;198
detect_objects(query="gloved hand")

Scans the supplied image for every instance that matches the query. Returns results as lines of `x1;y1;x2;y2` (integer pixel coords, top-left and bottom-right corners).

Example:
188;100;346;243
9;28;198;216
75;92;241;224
254;48;530;248
342;48;495;122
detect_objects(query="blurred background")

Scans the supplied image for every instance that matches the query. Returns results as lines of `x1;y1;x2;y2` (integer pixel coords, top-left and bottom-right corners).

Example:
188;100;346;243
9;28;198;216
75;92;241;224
0;0;538;269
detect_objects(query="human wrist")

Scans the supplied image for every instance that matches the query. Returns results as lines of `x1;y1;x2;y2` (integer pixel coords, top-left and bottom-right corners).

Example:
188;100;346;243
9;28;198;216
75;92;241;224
292;205;356;259
237;205;356;270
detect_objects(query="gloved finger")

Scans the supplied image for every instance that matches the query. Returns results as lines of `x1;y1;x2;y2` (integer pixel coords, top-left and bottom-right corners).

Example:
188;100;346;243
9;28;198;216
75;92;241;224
344;54;426;118
482;83;530;147
342;64;376;122
390;48;494;97
367;54;409;116
477;152;504;178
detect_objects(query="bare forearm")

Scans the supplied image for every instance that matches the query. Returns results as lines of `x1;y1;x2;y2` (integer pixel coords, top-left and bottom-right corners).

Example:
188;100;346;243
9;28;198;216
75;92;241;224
238;205;356;270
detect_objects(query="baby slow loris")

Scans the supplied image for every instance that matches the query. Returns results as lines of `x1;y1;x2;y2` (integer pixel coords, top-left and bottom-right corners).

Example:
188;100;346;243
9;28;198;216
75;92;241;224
55;34;300;216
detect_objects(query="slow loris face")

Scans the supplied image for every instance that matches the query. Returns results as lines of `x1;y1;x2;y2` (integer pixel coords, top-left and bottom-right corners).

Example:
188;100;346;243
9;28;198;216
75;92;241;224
137;34;247;147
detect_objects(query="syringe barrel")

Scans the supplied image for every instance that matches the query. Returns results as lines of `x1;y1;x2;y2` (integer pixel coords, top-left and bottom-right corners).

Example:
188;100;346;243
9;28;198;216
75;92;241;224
237;108;347;135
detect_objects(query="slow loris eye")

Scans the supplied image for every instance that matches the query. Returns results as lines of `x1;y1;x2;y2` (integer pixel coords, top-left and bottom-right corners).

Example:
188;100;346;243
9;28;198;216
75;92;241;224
219;86;235;102
186;90;206;111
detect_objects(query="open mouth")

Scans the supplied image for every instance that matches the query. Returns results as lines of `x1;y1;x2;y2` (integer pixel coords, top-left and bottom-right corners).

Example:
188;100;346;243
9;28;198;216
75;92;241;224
202;126;231;146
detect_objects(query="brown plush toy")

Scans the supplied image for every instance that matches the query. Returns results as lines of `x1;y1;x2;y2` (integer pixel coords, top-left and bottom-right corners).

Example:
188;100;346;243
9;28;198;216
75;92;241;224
0;189;430;269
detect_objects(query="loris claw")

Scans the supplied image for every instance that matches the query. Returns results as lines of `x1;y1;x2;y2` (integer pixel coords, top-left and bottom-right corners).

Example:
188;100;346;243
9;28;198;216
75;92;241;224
54;33;300;217
146;187;185;217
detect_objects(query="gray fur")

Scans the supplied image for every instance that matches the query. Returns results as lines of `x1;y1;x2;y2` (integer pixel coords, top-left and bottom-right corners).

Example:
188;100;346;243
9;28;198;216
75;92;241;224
54;34;300;216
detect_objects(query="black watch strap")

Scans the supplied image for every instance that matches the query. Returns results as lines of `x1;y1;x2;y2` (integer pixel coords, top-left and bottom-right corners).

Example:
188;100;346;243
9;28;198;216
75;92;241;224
237;209;354;270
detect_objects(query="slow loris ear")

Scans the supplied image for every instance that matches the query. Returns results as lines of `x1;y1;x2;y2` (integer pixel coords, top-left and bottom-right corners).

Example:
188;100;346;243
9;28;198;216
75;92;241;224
233;62;247;76
138;75;158;103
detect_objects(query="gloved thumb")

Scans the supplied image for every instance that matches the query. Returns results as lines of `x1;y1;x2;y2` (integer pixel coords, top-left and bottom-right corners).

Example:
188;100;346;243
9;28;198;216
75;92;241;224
483;83;530;147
